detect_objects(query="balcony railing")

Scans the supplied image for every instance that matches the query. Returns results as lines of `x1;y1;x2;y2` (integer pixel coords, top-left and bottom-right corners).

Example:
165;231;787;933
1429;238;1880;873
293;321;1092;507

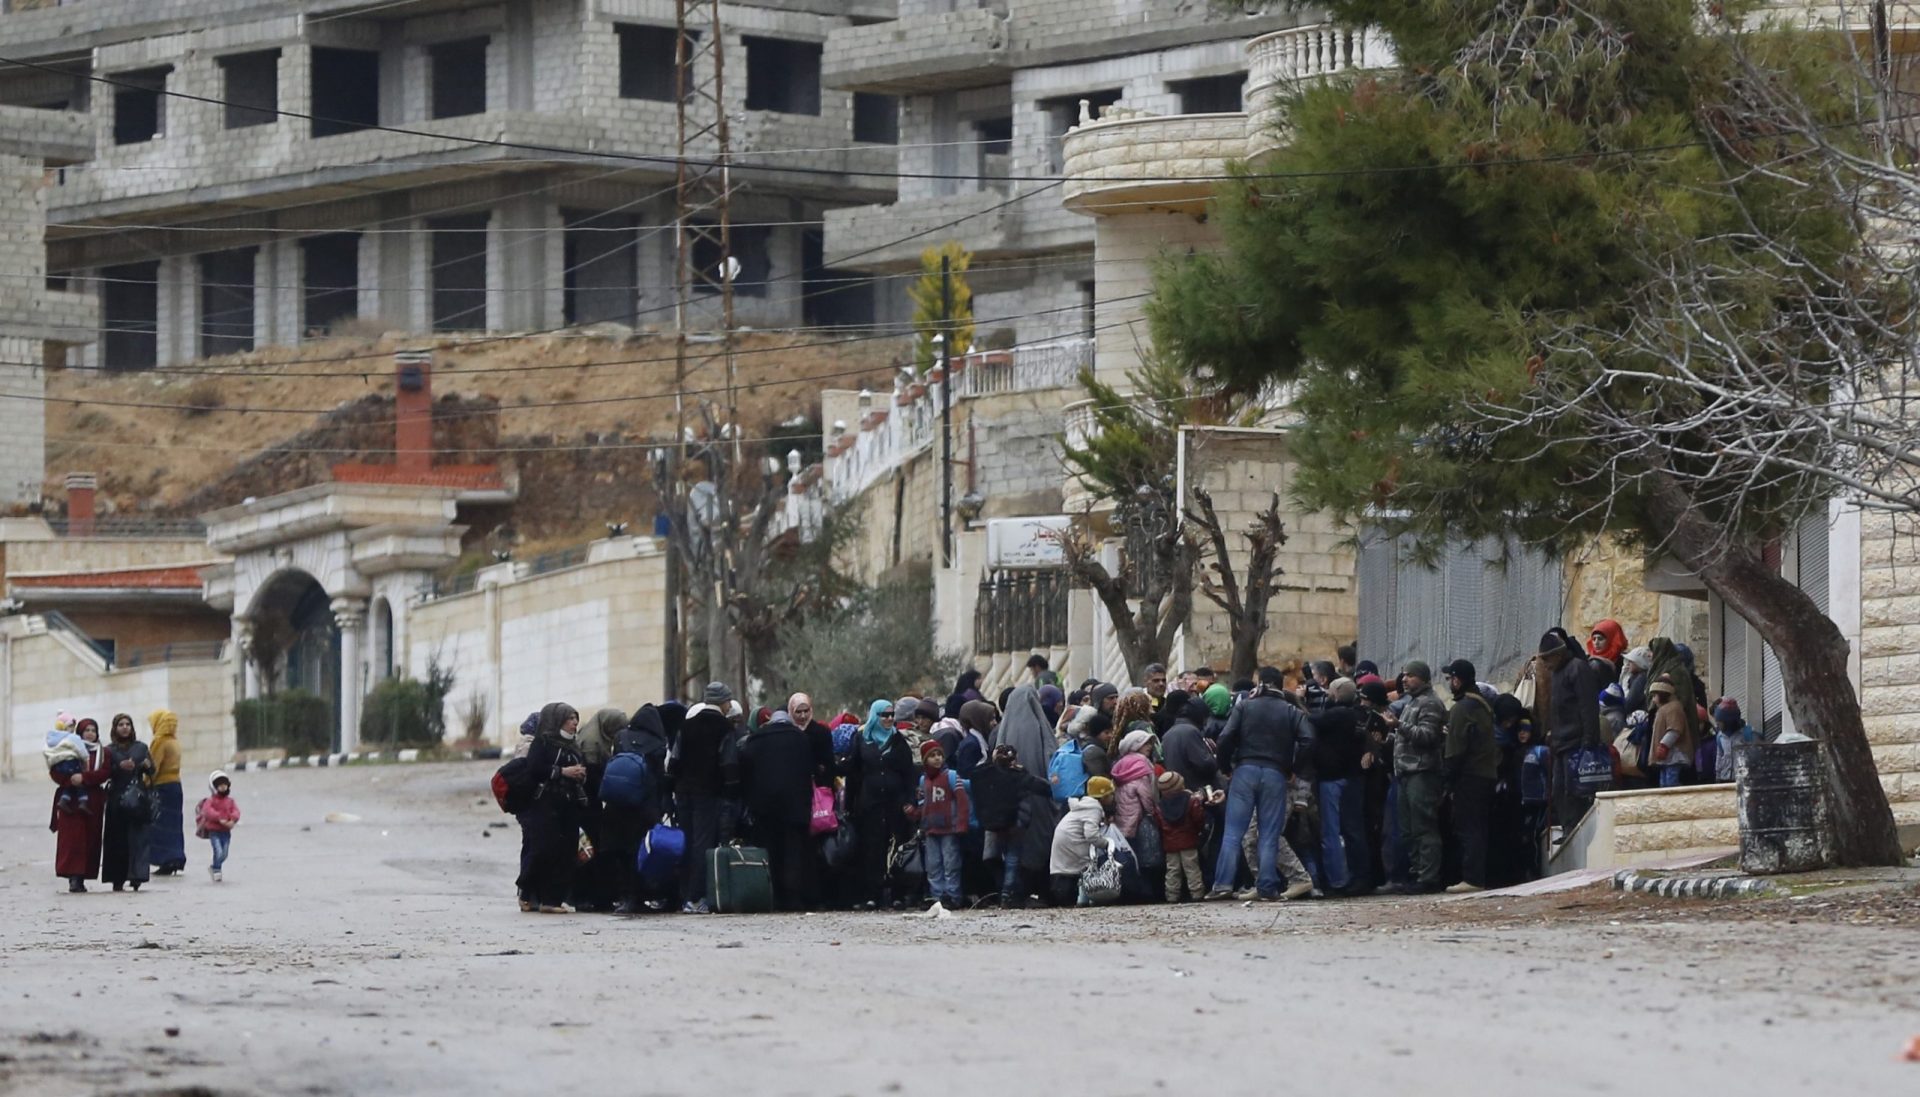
118;640;226;668
952;337;1092;399
1247;24;1396;85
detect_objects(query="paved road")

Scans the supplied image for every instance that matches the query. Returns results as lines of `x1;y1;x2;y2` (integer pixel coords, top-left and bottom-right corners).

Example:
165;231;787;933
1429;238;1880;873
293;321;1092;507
0;761;1914;1096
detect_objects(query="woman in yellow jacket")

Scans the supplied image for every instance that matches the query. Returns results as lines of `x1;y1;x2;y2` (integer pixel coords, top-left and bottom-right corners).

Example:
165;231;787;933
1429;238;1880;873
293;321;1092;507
148;709;188;875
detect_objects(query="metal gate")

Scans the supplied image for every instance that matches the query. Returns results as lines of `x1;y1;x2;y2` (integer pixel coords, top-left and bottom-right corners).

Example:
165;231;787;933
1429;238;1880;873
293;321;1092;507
1356;528;1564;686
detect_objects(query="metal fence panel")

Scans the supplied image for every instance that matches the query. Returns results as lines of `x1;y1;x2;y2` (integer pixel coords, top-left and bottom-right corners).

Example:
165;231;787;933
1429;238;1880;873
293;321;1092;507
1357;528;1563;686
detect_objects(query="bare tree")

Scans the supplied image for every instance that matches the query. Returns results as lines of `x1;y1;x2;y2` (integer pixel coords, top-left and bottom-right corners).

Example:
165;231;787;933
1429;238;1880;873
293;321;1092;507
1053;495;1196;684
1187;486;1288;682
652;403;788;692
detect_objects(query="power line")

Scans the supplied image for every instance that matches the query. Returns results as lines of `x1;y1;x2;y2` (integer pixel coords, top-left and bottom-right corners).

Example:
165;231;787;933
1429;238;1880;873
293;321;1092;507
0;52;1722;185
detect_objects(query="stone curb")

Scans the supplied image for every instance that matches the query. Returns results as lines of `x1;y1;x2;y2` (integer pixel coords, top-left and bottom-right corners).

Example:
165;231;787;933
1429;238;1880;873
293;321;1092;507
1610;870;1786;900
228;748;490;772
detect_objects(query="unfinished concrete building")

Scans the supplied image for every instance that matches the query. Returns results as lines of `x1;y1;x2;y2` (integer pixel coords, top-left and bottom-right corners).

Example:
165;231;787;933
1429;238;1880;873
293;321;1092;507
820;0;1306;357
0;0;903;371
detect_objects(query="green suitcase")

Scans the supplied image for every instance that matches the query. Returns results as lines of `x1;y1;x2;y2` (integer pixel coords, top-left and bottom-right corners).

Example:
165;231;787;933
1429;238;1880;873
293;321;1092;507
706;844;775;913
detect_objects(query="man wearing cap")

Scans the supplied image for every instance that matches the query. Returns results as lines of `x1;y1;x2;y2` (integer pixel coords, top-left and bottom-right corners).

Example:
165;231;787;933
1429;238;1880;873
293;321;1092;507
1441;660;1500;893
1392;660;1448;894
1540;632;1603;834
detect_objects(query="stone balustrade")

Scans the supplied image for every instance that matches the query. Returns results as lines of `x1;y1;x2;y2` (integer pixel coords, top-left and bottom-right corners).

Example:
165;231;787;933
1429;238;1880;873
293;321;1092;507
1060;111;1247;215
1246;24;1398;157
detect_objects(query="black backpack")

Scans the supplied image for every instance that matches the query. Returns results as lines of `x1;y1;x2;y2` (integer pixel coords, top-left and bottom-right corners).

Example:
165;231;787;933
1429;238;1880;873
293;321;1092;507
491;756;538;815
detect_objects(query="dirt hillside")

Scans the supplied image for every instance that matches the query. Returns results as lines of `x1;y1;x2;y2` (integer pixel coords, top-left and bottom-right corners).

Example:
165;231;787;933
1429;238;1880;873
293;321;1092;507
44;326;907;546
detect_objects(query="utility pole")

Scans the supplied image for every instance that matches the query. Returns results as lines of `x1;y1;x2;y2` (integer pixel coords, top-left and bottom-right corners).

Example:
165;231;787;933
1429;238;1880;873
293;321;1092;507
940;254;954;569
671;0;733;695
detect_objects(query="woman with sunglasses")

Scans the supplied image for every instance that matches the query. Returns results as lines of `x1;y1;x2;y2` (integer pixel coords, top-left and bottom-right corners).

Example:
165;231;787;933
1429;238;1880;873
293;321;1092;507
843;698;915;910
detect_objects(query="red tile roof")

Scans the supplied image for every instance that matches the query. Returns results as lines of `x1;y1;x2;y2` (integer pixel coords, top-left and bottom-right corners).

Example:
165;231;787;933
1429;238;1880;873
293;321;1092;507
10;565;205;590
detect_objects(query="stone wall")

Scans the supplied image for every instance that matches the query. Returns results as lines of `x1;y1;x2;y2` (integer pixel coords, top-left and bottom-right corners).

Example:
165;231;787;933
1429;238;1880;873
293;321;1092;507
406;539;669;747
1;624;234;783
1850;508;1920;826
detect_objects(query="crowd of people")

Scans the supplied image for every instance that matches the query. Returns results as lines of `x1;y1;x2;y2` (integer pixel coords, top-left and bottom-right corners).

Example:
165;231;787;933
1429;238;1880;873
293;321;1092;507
45;710;241;893
504;619;1759;914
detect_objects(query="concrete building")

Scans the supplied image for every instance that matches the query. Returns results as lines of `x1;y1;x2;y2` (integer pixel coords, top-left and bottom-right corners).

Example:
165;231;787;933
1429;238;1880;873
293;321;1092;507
821;0;1306;354
0;0;903;375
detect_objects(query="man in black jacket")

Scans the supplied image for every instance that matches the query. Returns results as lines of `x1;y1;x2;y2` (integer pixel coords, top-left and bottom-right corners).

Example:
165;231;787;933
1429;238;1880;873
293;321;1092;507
1540;632;1603;836
1160;698;1220;790
1205;666;1316;902
739;710;819;911
1312;679;1372;895
672;699;735;913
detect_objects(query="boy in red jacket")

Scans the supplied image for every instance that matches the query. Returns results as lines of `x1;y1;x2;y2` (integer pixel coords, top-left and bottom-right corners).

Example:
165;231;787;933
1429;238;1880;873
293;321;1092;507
908;742;971;909
1157;771;1220;902
195;771;242;882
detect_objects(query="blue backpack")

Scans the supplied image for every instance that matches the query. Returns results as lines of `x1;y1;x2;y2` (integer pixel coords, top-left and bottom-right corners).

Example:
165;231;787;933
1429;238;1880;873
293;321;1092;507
1048;739;1088;803
600;752;651;809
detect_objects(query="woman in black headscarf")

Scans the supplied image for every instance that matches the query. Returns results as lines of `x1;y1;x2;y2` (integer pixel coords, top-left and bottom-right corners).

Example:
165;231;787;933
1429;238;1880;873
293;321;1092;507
100;713;154;893
516;702;588;913
945;668;983;721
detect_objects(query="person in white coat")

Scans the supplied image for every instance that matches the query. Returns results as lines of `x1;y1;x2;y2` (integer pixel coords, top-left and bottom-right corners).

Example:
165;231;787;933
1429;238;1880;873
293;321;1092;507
1048;776;1113;906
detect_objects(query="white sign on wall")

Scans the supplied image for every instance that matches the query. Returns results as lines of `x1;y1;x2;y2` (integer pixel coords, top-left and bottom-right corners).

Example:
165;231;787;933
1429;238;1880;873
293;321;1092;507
986;515;1071;569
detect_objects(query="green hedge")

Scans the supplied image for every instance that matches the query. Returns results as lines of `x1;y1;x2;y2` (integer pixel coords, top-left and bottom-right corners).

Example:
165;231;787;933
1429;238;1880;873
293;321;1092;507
234;691;333;755
360;672;450;749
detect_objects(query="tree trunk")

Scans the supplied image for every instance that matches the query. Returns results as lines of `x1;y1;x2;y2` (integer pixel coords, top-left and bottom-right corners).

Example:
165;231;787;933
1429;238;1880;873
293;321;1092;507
1656;485;1904;866
1228;628;1260;684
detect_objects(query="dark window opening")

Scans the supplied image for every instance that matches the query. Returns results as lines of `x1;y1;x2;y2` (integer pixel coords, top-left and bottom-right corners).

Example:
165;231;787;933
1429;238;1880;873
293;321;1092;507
974;115;1011;184
220;49;280;128
852;92;897;144
112;67;168;145
1172;73;1244;115
101;260;158;372
743;36;821;115
1042;88;1121;171
302;233;360;335
692;224;771;298
1078;280;1096;339
430;213;489;331
801;229;873;328
616;24;679;102
311;47;381;137
199;247;258;359
430;37;489;119
562;210;640;326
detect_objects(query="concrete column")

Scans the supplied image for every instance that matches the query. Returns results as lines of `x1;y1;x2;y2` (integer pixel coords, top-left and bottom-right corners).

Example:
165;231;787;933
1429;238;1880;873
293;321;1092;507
333;597;368;753
234;617;259;701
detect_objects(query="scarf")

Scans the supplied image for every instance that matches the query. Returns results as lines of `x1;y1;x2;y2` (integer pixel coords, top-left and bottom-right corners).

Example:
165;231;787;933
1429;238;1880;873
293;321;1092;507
860;699;893;750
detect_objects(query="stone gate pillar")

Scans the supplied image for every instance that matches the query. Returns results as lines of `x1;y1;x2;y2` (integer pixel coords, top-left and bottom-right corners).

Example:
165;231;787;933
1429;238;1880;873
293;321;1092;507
333;597;368;753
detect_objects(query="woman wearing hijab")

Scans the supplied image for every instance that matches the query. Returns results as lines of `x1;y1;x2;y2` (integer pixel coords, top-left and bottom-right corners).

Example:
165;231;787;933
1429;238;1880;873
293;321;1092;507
845;698;914;910
568;707;627;911
945;668;984;721
953;700;999;779
517;702;588;913
51;717;111;893
992;685;1055;783
147;709;187;876
1038;684;1065;729
100;712;155;893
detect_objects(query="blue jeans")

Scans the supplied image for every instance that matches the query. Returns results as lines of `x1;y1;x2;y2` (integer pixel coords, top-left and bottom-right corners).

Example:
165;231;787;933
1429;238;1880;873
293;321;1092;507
208;831;231;872
999;834;1023;900
924;832;963;904
1320;780;1367;891
1383;777;1407;884
1212;764;1290;896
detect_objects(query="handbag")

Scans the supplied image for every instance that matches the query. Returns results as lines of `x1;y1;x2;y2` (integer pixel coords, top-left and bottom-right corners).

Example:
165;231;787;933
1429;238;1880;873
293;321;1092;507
888;834;925;878
112;781;150;820
1078;838;1124;906
1132;810;1164;866
809;785;839;836
1612;726;1643;779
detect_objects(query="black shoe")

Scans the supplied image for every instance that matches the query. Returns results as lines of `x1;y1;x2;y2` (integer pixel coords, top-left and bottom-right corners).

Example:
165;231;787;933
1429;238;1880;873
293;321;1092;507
129;882;141;892
67;878;86;893
112;883;124;892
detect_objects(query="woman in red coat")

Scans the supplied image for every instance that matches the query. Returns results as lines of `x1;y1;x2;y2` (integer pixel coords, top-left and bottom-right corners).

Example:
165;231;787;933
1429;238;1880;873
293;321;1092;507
50;717;111;893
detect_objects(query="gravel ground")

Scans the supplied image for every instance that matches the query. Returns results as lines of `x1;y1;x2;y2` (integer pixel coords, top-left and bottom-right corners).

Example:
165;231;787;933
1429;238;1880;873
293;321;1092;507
2;761;1916;1096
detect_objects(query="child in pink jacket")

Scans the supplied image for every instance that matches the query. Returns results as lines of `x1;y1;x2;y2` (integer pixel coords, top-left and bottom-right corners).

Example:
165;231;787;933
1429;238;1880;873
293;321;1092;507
195;770;241;882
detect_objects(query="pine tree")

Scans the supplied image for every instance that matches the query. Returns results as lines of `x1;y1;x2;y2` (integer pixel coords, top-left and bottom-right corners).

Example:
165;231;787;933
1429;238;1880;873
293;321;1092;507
908;241;974;374
1149;0;1904;863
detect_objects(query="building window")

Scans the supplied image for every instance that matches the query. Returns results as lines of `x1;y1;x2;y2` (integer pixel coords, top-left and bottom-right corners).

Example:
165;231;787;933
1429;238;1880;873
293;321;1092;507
112;67;168;145
616;24;679;102
802;229;873;328
430;213;489;331
219;50;279;129
199;247;258;359
1171;73;1244;115
974;115;1011;184
101;260;158;372
1041;89;1121;171
1078;280;1095;339
562;210;640;326
692;224;771;298
302;232;360;335
852;92;897;143
311;47;380;137
430;37;489;119
743;36;821;115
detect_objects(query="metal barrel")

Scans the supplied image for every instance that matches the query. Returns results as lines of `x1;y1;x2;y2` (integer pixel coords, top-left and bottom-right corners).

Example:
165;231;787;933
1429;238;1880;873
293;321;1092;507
1734;739;1834;875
